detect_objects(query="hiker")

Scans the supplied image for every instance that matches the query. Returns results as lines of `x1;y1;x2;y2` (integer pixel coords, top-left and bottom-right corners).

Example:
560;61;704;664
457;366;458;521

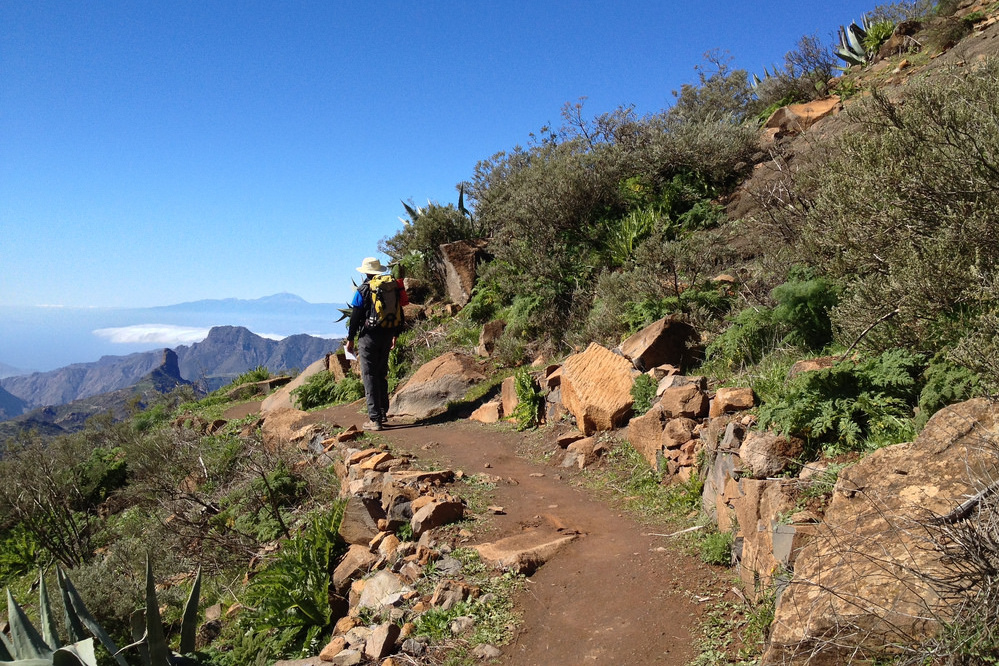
344;257;407;431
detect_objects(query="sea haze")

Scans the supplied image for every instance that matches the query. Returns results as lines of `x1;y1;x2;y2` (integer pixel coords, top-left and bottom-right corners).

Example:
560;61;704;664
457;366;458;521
0;293;348;372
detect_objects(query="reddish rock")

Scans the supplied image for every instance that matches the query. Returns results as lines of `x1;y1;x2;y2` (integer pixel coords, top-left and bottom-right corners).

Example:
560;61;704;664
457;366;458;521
709;387;755;418
501;375;519;418
262;356;330;414
411;500;464;537
364;623;401;661
440;239;488;307
261;407;312;450
560;343;636;435
320;636;347;661
763;96;841;134
477;320;506;357
333;545;379;593
618;316;700;372
469;400;502;423
474;529;579;574
389;352;486;419
662;417;698;450
627;403;669;469
659;384;709;419
787;356;837;378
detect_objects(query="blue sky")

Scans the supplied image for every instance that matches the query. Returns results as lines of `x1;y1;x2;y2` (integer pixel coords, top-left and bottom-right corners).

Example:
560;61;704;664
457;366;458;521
2;1;878;310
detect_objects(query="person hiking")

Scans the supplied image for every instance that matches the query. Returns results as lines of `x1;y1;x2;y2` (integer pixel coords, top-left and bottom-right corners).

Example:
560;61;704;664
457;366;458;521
344;257;407;431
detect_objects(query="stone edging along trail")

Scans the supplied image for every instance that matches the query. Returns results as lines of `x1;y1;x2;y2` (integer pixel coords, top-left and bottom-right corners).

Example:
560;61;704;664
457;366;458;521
321;403;722;666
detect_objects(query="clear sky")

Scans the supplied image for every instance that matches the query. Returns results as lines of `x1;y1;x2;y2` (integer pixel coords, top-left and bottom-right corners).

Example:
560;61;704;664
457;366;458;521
1;1;877;309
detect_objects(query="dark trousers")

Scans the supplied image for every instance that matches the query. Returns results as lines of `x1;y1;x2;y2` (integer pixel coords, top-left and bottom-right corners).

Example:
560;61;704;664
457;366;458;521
358;331;392;421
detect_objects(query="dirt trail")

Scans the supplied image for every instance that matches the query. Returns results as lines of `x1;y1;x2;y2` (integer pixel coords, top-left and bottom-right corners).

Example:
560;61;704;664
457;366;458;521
320;404;718;666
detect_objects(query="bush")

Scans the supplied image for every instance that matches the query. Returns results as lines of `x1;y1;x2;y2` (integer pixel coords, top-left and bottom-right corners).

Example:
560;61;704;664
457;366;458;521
242;505;348;659
291;371;364;410
700;531;734;565
510;368;545;430
379;201;479;296
760;58;999;357
631;373;658;416
757;349;924;455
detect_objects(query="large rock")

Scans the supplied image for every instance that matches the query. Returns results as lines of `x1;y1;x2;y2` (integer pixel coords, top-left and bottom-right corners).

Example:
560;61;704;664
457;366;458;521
739;431;804;479
763;96;841;135
440;239;488;307
389;352;486;420
260;407;311;449
560;343;637;436
261;356;330;413
618;317;700;372
338;496;386;545
765;399;999;664
627;403;668;468
477;320;506;357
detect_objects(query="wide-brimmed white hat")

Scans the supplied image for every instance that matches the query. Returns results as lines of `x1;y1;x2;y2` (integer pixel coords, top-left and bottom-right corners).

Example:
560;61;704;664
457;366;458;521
356;257;387;274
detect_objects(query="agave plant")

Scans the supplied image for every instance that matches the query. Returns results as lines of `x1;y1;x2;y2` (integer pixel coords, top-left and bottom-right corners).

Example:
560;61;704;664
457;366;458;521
836;19;870;67
2;560;201;666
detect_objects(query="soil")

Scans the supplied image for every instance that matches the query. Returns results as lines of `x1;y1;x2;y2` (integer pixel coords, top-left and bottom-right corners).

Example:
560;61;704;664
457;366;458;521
319;403;726;666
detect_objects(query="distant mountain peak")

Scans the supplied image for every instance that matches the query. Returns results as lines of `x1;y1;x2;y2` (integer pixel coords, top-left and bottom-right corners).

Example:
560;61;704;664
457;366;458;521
255;293;309;304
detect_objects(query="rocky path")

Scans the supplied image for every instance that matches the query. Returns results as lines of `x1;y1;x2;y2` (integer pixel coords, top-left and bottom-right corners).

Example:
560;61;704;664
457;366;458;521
322;404;716;666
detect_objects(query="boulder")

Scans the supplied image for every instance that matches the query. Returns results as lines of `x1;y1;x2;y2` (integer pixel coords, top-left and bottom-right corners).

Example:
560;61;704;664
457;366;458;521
738;431;804;479
332;545;379;594
787;356;837;379
357;570;412;612
261;356;330;413
260;407;312;449
763;96;841;134
389;352;486;420
659;384;709;419
364;623;401;661
469;400;502;423
440;239;488;307
500;375;519;418
411;499;464;536
560;343;637;435
765;399;999;663
618;317;700;372
338;496;387;545
627;403;669;469
477;320;506;357
709;387;755;418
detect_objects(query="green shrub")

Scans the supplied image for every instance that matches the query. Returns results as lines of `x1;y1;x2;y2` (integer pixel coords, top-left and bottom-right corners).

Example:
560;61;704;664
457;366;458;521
699;531;734;565
757;349;924;455
230;365;271;387
863;19;897;54
510;368;545;430
706;275;839;370
916;355;980;429
760;58;999;356
291;371;364;410
242;505;348;658
631;374;658;416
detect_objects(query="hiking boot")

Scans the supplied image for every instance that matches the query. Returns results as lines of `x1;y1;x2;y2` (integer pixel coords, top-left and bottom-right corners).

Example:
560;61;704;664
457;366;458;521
362;420;383;432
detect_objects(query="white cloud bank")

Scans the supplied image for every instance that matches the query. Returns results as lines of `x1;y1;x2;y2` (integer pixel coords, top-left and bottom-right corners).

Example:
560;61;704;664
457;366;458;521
93;324;212;345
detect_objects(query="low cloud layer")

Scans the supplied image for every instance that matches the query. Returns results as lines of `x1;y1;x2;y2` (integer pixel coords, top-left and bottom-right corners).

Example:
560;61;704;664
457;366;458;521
93;324;211;345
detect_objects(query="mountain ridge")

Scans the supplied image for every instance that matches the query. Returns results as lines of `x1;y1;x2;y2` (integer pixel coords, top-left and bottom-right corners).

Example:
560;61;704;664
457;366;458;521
0;325;340;416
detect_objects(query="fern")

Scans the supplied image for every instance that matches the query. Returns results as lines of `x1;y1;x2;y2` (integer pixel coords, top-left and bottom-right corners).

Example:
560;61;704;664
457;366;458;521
758;349;924;455
510;368;545;430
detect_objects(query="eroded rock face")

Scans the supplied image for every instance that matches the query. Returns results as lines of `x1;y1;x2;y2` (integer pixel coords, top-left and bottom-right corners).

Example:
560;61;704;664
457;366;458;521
765;399;999;664
763;96;841;135
560;343;636;436
261;356;330;413
389;352;486;420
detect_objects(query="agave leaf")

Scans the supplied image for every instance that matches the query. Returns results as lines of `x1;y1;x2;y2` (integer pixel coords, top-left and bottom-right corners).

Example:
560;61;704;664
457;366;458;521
145;558;172;666
0;632;14;660
6;588;53;659
179;567;202;655
335;306;354;323
57;568;128;666
52;639;97;666
458;184;469;217
847;23;868;56
38;572;61;651
401;200;419;221
56;568;87;645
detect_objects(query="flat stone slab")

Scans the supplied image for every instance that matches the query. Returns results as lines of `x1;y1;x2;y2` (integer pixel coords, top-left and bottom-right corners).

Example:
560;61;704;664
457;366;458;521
474;529;579;575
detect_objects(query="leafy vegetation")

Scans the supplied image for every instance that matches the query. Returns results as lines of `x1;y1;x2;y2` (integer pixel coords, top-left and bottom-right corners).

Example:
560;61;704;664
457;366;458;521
510;367;545;430
630;373;658;416
291;371;364;410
